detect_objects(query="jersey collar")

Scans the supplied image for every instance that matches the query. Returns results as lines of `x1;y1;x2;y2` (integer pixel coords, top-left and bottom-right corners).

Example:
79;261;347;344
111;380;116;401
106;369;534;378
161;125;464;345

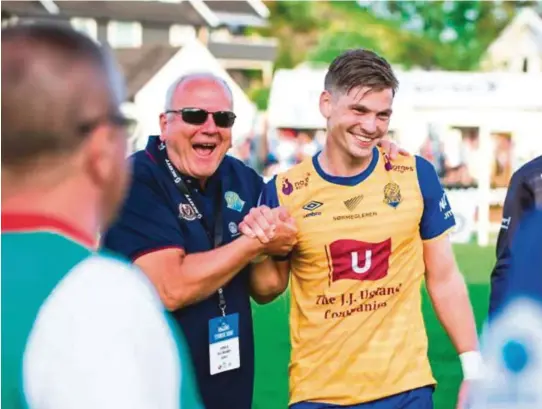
312;147;380;186
1;213;96;249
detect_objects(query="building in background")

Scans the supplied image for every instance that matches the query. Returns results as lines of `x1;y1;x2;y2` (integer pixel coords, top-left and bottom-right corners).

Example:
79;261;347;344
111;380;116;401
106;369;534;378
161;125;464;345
481;7;542;73
1;0;278;149
203;1;278;88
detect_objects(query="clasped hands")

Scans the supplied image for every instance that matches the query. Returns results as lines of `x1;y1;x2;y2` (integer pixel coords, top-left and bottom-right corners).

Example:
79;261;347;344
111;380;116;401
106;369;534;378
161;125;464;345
239;206;297;256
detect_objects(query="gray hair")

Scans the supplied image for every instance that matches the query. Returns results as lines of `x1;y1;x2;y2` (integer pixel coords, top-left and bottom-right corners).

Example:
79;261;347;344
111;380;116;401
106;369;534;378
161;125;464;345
164;72;234;111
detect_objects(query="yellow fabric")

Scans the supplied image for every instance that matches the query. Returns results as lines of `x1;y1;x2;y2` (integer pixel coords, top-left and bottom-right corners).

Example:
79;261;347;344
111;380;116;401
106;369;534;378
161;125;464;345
276;150;436;406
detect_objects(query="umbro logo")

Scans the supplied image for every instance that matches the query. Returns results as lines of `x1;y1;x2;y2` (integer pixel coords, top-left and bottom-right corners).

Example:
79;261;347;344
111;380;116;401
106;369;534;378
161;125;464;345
303;201;323;211
344;195;363;212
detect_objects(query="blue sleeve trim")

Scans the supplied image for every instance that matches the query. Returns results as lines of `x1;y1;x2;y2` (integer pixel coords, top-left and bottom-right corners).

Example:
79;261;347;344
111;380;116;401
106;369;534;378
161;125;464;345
258;176;280;208
416;155;456;240
257;176;290;261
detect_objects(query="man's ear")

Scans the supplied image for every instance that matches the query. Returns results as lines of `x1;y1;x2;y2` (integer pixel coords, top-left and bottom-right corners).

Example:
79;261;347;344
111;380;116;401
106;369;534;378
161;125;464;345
84;125;115;188
159;113;168;140
319;90;332;119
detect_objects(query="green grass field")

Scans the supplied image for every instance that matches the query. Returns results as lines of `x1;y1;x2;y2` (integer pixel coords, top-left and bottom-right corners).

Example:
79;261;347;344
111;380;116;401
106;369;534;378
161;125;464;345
251;243;496;409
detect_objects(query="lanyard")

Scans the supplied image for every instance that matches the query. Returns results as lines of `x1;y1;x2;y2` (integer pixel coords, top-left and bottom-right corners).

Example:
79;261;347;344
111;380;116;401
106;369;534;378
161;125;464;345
158;142;226;316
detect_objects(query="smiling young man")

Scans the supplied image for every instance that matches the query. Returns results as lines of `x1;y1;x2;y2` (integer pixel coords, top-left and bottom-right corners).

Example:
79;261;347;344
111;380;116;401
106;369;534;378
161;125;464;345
242;49;481;409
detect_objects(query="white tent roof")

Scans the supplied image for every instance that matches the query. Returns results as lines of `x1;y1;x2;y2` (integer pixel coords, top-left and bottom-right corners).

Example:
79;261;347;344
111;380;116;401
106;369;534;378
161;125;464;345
132;39;257;150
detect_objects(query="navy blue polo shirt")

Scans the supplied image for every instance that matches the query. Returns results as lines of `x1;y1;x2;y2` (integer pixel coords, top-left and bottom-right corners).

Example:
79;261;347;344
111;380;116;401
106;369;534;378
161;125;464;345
102;136;263;409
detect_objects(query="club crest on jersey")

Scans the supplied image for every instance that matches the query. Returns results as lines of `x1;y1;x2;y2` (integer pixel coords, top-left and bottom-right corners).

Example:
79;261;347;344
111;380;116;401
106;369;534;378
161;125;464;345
383;182;402;208
179;203;197;221
224;191;245;212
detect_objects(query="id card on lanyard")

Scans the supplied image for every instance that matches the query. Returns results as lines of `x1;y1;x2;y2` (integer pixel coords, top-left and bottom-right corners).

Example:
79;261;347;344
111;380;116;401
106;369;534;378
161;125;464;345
158;141;241;375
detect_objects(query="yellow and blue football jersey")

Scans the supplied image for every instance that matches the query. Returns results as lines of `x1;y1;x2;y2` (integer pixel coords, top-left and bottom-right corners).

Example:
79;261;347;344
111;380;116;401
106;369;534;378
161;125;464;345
260;147;456;406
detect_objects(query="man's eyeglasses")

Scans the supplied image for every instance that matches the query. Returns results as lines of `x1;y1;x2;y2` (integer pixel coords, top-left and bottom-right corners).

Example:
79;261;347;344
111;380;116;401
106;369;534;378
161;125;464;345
165;108;236;129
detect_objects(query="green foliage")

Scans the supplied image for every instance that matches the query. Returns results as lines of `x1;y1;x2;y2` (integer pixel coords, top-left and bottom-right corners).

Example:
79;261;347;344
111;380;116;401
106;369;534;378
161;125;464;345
366;0;539;70
249;86;271;111
271;1;318;33
308;31;384;64
253;0;540;71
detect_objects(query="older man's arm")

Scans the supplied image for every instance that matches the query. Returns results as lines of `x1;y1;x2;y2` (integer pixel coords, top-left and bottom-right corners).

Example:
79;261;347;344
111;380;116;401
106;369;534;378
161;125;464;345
135;220;295;311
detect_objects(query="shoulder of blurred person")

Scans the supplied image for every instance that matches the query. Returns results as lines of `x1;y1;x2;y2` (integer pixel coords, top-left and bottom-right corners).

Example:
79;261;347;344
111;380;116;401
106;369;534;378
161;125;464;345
470;210;542;409
1;21;201;409
490;155;542;316
513;155;542;202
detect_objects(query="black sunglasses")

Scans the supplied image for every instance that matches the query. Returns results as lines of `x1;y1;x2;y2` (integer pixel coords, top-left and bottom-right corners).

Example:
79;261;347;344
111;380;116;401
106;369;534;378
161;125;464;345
166;108;236;129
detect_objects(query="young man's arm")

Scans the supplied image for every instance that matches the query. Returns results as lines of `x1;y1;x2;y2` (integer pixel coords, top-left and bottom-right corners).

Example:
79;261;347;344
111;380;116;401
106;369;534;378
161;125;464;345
424;236;479;354
415;156;481;385
240;176;295;304
249;257;291;304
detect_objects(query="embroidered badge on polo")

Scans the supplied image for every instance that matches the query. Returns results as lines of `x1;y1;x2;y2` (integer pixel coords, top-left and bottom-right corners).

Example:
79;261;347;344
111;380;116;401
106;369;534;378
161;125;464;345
224;191;245;212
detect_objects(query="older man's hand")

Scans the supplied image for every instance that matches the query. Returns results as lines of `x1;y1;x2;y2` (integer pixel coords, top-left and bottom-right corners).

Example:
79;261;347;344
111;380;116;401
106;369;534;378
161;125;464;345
378;139;409;161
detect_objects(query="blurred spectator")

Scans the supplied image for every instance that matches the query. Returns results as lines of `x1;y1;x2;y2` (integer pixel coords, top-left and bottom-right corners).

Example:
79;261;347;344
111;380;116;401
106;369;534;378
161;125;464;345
272;128;298;169
295;130;321;164
262;153;280;181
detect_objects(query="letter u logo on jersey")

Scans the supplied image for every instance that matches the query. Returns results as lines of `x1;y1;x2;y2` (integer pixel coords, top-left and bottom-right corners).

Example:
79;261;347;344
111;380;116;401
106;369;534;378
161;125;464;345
327;238;392;283
351;250;372;274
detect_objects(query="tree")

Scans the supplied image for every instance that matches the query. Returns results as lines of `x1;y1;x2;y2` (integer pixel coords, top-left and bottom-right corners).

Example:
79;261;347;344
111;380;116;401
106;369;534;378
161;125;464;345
371;0;540;70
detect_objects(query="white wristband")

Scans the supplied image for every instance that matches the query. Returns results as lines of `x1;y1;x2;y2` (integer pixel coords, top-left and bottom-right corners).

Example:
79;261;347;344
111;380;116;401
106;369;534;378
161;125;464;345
459;351;483;380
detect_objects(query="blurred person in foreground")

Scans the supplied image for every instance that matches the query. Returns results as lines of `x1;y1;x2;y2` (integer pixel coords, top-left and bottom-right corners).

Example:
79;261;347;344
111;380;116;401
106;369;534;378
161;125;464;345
101;70;406;409
489;155;542;318
469;210;542;409
1;23;202;409
241;49;481;409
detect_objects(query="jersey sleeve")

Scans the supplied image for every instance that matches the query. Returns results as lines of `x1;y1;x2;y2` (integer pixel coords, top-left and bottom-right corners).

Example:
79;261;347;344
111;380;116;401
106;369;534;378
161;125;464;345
101;161;185;261
415;155;456;240
23;256;205;409
257;176;280;208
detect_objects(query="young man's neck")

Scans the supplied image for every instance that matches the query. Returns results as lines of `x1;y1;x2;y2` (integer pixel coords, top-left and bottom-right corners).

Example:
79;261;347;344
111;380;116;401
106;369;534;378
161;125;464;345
318;145;374;178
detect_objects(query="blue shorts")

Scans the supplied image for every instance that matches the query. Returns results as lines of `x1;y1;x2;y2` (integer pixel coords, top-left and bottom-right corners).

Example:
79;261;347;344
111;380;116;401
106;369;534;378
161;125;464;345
290;386;434;409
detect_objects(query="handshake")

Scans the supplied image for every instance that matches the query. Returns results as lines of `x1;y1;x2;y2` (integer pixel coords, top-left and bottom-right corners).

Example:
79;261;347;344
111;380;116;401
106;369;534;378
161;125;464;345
238;205;298;257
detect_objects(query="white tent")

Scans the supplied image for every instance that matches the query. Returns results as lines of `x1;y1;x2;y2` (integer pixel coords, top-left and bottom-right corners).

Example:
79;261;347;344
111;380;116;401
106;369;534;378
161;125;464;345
267;67;327;130
131;39;257;151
